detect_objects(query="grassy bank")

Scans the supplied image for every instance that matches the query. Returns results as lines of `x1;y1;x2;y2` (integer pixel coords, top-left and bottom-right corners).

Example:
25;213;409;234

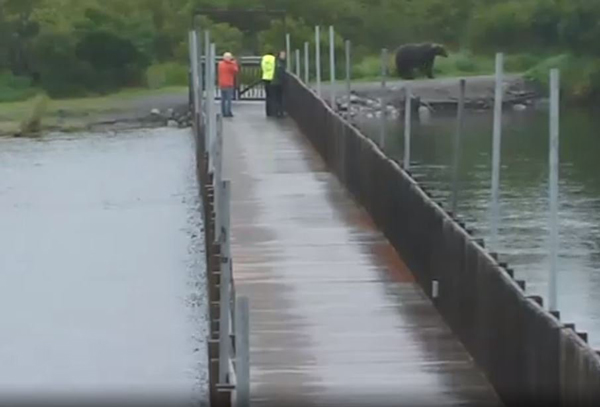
351;51;600;104
0;86;187;137
524;54;600;103
352;51;547;81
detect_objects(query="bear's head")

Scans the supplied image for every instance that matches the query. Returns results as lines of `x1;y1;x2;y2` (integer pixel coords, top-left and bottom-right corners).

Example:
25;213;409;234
433;44;448;58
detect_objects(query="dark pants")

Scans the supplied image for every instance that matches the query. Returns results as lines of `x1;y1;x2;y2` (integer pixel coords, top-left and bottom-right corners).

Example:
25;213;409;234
220;87;234;117
271;84;284;117
263;80;274;116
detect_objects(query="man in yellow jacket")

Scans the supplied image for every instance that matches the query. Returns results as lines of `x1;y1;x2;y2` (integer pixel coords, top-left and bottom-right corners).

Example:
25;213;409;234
261;50;276;117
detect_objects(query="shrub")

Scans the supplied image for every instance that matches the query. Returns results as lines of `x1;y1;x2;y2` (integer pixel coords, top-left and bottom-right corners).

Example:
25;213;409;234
525;54;600;102
433;51;494;76
75;30;150;90
505;53;545;72
0;72;38;102
31;32;94;98
353;55;383;79
146;62;188;89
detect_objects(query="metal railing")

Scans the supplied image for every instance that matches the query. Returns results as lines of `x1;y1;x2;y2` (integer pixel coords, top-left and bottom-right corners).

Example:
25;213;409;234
189;29;250;407
283;28;600;405
197;55;265;101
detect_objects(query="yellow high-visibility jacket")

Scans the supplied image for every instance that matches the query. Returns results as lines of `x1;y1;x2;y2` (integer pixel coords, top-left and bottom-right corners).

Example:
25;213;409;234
261;54;276;81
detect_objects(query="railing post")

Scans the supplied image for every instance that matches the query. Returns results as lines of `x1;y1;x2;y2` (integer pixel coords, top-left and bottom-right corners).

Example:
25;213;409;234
379;48;387;149
214;113;224;243
329;26;336;107
304;42;309;84
490;52;504;252
195;25;204;117
295;49;300;77
208;42;217;174
315;26;321;97
285;33;291;71
235;296;250;407
549;68;560;312
451;79;466;215
218;180;232;384
204;30;210;108
345;40;351;105
188;31;194;108
403;86;412;170
189;31;200;116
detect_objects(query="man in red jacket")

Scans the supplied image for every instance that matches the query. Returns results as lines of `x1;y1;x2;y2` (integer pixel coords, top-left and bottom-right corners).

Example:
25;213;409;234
218;52;239;118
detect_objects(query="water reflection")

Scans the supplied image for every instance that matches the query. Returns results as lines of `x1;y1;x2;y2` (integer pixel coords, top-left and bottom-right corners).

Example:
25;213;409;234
358;106;600;348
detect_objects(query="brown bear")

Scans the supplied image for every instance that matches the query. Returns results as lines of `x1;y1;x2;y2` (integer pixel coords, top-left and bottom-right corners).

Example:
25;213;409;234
394;43;448;80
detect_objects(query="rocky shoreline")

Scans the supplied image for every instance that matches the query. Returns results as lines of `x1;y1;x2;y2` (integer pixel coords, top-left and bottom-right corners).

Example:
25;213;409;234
86;104;193;133
323;74;544;121
1;91;191;138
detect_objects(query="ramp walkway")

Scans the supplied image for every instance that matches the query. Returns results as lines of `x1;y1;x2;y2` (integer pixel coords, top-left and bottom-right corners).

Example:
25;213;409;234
222;102;502;406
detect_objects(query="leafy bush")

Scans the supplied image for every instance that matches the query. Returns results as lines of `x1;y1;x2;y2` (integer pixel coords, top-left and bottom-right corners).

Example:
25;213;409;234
525;54;600;102
559;0;600;56
146;62;189;89
20;93;49;136
31;32;95;98
434;52;494;76
504;53;545;73
75;30;150;90
468;1;533;53
353;55;383;79
0;72;38;102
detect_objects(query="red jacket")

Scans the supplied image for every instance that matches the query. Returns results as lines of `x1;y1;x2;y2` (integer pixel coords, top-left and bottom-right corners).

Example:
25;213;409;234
218;59;239;88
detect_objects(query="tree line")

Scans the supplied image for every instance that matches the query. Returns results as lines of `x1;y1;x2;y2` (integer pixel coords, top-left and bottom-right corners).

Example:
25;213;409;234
1;0;599;101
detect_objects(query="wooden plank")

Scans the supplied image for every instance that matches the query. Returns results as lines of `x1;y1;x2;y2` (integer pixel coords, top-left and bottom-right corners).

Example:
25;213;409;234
223;102;503;407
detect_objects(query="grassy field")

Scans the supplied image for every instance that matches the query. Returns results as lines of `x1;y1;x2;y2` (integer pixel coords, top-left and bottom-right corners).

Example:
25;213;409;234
0;86;187;136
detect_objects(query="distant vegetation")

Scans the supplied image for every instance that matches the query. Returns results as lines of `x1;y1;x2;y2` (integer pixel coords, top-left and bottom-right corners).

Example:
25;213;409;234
1;0;599;103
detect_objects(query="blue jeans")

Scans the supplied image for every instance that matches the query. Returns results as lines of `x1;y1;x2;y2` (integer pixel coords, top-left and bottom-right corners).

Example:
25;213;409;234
221;87;234;117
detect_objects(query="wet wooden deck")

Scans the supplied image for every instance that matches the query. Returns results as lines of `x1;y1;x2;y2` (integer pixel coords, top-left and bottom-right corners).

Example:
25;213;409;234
222;102;502;407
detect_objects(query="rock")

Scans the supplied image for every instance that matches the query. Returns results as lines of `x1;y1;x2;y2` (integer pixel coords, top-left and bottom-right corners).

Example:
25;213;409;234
337;102;349;111
512;104;527;112
418;105;432;122
166;108;174;118
151;108;161;116
167;120;179;128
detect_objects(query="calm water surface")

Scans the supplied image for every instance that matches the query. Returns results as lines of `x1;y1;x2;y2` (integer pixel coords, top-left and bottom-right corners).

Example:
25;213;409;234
359;106;600;348
0;128;207;404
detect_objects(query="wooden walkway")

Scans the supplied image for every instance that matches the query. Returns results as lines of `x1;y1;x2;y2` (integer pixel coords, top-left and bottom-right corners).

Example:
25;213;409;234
222;103;502;407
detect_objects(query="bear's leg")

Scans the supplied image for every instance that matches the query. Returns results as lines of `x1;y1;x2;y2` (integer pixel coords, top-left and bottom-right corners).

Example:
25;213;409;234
400;68;415;80
424;61;434;79
397;67;411;80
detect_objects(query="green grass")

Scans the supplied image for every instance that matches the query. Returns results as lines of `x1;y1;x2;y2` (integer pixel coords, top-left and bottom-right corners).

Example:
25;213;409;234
0;72;40;103
525;54;600;102
351;51;545;81
434;51;495;76
0;86;188;136
146;62;189;89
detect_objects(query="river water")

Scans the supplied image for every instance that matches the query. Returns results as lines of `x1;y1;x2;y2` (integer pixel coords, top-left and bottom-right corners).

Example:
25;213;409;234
0;129;208;405
358;106;600;349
